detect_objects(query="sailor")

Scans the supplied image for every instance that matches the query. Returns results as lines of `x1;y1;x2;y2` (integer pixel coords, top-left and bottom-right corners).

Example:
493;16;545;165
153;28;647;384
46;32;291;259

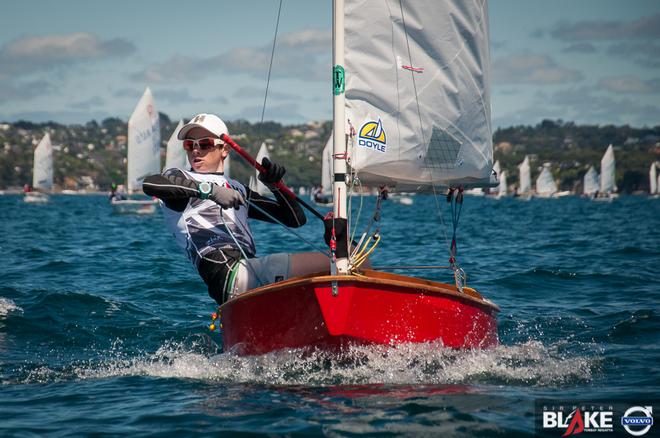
109;183;126;201
143;113;331;305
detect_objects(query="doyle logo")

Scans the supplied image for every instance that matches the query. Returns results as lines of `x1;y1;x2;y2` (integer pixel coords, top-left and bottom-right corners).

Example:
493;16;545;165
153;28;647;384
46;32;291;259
541;404;614;436
621;406;653;436
358;118;386;153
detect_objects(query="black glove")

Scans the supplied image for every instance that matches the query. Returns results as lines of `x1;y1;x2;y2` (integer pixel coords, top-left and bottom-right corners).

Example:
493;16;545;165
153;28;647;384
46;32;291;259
258;157;286;185
323;218;349;259
208;184;245;209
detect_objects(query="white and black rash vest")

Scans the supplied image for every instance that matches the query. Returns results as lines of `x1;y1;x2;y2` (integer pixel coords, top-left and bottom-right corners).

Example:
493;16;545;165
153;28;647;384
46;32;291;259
143;168;306;268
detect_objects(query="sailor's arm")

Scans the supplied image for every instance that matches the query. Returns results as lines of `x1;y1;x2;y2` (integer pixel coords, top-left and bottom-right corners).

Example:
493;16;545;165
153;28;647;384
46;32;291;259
143;169;245;212
246;187;306;228
245;157;306;227
143;169;199;211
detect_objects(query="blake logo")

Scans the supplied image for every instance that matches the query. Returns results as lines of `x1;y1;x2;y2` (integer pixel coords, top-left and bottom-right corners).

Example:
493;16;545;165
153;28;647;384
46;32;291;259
621;406;653;436
542;405;614;435
358;118;387;153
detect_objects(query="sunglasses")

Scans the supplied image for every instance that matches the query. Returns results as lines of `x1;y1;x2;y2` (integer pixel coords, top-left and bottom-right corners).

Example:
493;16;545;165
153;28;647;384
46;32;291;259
182;137;225;151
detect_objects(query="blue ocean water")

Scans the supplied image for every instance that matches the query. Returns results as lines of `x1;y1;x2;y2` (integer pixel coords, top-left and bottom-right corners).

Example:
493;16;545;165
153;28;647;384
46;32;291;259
0;194;658;436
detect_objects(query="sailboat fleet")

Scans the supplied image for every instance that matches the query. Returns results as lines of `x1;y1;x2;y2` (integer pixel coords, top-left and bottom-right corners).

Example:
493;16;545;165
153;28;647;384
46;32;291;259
485;143;621;200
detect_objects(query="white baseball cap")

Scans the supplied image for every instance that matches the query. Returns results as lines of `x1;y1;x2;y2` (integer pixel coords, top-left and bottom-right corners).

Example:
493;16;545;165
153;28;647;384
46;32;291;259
177;113;228;139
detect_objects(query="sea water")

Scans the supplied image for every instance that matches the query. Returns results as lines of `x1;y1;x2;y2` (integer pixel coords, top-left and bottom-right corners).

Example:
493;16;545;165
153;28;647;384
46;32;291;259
0;194;658;436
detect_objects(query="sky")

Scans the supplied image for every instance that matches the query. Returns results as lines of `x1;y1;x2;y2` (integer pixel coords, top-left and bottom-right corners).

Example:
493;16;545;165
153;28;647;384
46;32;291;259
0;0;659;128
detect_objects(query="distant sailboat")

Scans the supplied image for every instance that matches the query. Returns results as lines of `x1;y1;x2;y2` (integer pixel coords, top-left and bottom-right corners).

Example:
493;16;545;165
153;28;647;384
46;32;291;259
313;134;334;206
650;162;659;198
112;87;160;214
248;142;271;196
25;133;52;203
596;144;617;201
517;155;532;199
583;165;599;198
496;170;508;198
164;120;188;171
489;160;501;195
535;165;558;198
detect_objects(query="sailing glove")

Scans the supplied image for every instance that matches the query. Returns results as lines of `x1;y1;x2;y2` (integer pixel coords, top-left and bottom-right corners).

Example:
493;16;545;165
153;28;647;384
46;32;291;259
258;157;286;185
323;218;349;259
209;184;245;209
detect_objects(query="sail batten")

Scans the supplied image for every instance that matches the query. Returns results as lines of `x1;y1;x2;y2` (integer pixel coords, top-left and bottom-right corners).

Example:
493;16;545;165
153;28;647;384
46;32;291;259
344;0;492;189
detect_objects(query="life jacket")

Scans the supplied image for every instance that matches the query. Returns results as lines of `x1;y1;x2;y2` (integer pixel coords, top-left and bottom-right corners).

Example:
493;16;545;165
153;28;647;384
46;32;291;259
161;168;256;267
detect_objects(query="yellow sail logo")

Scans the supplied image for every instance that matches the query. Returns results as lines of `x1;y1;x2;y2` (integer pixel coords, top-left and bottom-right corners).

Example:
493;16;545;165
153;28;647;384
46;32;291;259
358;118;386;153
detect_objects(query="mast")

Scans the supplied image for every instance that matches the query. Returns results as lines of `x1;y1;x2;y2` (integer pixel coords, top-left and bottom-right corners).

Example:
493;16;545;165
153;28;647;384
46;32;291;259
332;0;348;274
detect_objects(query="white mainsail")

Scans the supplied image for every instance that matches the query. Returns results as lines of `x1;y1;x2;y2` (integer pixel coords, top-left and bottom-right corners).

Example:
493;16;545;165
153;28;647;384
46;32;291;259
536;165;557;196
127;87;161;193
649;162;657;195
345;0;492;190
497;170;507;198
164;120;187;171
599;144;616;195
583;165;599;196
491;161;501;194
519;156;531;194
321;134;333;196
33;133;53;191
249;142;270;195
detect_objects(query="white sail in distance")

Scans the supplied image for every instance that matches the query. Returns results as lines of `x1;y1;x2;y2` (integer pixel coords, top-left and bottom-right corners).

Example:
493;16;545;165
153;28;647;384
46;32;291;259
650;162;657;195
519;156;531;194
583;166;599;196
250;142;270;196
164;120;187;171
491;160;501;194
536;166;557;196
599;144;616;194
344;0;492;190
322;134;333;196
498;170;507;197
33;133;53;191
127;87;161;193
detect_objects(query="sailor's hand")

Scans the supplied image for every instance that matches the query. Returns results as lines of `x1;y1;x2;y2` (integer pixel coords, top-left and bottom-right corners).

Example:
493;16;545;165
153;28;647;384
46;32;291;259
258;157;286;185
209;184;245;209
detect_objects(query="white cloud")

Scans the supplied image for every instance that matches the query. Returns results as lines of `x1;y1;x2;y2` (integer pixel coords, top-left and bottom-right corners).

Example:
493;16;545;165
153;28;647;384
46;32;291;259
71;96;105;110
606;42;660;68
598;76;660;94
494;85;660;128
132;29;330;84
563;43;597;54
492;54;583;85
0;80;53;101
0;32;135;75
549;14;660;41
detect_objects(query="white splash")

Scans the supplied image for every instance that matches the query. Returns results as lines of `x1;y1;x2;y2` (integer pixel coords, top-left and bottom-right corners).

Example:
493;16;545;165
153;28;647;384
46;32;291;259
0;298;22;318
74;339;599;387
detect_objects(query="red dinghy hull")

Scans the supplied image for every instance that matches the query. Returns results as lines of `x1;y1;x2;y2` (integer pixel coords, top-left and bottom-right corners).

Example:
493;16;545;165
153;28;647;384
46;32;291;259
220;269;499;355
